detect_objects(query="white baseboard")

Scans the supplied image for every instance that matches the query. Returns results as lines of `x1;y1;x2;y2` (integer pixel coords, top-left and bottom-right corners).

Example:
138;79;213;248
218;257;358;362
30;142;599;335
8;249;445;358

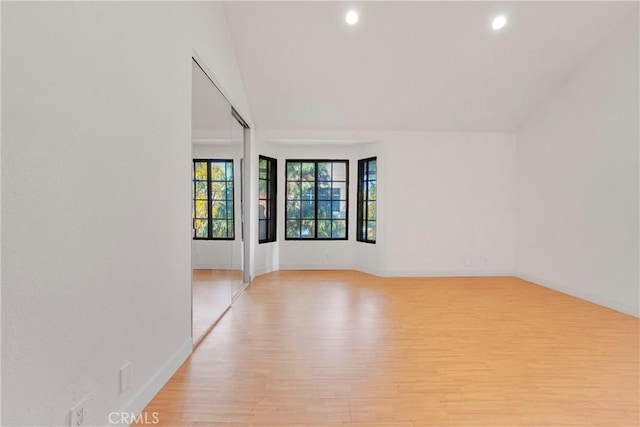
378;269;515;278
192;263;241;270
112;338;192;426
277;264;514;278
353;264;387;277
516;271;639;318
254;265;277;276
279;264;353;271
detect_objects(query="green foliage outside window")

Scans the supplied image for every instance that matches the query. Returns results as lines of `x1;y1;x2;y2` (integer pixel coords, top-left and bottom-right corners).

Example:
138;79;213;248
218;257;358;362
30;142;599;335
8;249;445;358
285;160;348;240
192;159;234;239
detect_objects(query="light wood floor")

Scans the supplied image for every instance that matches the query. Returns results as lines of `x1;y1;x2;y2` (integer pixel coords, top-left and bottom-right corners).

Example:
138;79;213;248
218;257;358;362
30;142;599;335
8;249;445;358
141;271;639;426
192;269;242;343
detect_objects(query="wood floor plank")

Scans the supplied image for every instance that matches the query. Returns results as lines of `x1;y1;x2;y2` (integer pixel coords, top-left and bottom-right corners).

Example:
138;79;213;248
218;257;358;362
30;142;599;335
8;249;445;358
137;271;639;426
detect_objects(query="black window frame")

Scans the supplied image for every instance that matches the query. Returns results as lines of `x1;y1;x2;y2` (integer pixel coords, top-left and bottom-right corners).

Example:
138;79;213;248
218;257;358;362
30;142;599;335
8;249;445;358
285;159;349;241
258;155;277;244
357;157;377;244
192;158;235;240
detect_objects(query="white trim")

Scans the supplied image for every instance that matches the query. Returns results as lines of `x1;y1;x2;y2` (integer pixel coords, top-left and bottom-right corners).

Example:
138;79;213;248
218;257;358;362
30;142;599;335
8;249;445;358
191;262;242;270
516;271;639;318
279;264;353;271
112;339;192;427
378;269;515;278
191;51;247;124
353;264;387;277
232;282;250;303
254;265;277;276
192;138;235;145
266;138;377;146
278;265;514;277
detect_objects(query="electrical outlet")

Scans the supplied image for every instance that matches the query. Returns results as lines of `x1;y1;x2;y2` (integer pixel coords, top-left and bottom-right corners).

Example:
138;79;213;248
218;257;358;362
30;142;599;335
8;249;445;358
120;362;132;393
69;398;86;427
465;257;472;267
483;257;489;265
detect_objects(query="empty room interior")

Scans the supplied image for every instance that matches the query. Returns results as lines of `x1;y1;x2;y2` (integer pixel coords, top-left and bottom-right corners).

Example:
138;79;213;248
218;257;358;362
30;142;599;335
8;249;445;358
1;1;639;426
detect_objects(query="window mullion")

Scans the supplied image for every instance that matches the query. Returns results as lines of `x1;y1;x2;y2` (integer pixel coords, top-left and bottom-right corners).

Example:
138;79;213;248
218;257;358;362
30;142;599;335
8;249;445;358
365;161;369;239
207;160;212;239
314;161;318;239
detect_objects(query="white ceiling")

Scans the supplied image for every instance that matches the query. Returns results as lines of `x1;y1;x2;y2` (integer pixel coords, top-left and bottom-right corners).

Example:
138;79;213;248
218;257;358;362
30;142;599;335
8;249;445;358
224;1;637;132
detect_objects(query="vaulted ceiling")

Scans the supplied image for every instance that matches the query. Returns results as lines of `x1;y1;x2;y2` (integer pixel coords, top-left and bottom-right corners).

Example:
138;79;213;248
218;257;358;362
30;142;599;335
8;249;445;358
224;1;637;132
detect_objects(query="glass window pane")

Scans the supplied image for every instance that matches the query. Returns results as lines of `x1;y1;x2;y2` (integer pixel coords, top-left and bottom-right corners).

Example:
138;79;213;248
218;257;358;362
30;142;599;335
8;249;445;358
227;220;235;238
317;162;332;181
195;200;208;218
301;182;315;200
194;181;207;199
267;201;273;220
317;201;331;219
194;219;208;238
332;182;347;200
332;201;347;219
300;219;315;238
317;220;331;238
259;200;267;219
301;162;315;181
259;179;267;199
367;180;377;201
301;201;315;219
332;220;346;238
367;202;376;220
210;161;226;181
287;182;301;200
286;201;300;219
259;219;267;240
211;201;228;219
317;182;331;200
286;220;300;238
194;162;207;180
367;160;376;180
210;182;227;200
226;161;234;180
284;159;349;240
332;162;347;181
211;220;228;238
259;158;267;179
287;162;301;180
226;182;234;201
367;221;376;241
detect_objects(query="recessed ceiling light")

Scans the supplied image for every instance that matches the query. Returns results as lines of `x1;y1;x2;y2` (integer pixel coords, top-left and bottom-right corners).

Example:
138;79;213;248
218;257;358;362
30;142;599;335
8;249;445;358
492;15;507;30
346;10;359;25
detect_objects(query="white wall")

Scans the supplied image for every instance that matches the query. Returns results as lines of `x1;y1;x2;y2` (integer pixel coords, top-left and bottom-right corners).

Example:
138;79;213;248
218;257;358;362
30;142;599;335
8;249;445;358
383;131;516;276
1;2;251;425
257;131;516;277
516;14;639;317
0;3;3;422
252;139;281;276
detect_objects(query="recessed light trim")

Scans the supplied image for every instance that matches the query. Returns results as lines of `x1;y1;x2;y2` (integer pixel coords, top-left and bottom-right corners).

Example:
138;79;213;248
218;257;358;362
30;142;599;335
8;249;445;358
492;15;507;30
346;10;359;26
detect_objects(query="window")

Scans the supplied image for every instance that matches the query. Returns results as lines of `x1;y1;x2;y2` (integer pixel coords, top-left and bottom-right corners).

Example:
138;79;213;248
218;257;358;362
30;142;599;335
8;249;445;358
357;157;376;243
285;160;348;240
192;159;235;240
259;156;277;243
